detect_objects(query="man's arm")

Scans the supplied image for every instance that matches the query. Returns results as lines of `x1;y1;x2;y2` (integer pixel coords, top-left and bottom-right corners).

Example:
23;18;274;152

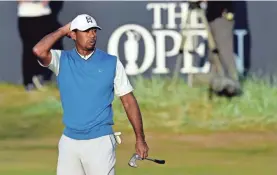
120;92;149;158
114;57;149;158
32;23;70;66
120;92;145;142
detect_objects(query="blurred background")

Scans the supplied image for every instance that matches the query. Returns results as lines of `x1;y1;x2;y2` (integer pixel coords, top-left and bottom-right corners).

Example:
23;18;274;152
0;1;276;175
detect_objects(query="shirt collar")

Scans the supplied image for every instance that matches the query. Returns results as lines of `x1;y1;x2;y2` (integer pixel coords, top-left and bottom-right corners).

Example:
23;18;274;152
75;48;95;60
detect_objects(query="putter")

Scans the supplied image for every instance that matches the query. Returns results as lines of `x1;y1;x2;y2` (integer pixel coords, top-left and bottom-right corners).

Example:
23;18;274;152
128;153;165;168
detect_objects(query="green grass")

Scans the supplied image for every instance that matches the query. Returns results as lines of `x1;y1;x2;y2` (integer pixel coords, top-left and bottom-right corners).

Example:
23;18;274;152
0;77;277;175
0;76;277;139
0;132;276;175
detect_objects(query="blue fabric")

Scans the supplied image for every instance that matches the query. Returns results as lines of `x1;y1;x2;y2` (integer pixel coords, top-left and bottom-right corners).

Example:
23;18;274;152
57;48;117;140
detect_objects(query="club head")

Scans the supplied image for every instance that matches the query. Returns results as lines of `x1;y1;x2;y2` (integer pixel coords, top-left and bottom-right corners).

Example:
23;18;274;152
128;153;141;168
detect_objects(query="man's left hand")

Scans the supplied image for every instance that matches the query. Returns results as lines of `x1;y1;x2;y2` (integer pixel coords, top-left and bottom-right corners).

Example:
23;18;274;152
135;141;149;159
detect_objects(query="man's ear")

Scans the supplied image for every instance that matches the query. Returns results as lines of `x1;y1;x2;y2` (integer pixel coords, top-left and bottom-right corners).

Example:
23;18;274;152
68;31;76;40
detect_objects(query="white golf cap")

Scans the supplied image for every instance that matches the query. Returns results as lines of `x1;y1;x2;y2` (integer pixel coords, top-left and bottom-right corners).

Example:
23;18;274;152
70;14;102;31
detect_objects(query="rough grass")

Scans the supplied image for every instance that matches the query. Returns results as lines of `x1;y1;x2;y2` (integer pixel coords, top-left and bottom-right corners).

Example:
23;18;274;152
0;76;277;139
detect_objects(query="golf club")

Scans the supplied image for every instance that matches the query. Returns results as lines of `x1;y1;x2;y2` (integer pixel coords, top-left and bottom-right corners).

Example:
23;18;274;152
128;153;165;168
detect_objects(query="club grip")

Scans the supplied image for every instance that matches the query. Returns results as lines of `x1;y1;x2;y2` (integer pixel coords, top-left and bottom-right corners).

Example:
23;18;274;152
153;159;165;164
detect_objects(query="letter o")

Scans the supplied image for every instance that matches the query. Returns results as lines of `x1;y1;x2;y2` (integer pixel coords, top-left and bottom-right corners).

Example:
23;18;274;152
107;24;155;75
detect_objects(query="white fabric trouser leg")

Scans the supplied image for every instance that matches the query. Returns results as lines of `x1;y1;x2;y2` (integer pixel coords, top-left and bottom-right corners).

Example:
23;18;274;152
57;134;116;175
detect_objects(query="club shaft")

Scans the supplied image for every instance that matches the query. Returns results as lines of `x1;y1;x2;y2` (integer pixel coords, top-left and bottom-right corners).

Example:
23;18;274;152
145;157;161;162
145;157;155;161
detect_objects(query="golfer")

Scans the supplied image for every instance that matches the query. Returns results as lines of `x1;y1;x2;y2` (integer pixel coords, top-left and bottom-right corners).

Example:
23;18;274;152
33;14;149;175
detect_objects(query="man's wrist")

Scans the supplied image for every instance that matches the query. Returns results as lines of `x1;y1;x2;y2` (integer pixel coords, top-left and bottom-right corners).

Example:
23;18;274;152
58;27;69;36
136;140;146;144
135;134;146;142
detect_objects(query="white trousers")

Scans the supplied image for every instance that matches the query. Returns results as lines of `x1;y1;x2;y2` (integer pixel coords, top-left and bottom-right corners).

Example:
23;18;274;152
57;134;116;175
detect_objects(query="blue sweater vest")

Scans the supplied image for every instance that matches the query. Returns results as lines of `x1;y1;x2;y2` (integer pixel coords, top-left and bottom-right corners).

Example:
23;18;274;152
57;48;117;140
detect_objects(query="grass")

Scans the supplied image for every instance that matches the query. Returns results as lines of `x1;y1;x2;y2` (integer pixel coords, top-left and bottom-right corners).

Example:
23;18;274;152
0;77;277;174
0;76;277;139
130;76;277;132
0;132;276;175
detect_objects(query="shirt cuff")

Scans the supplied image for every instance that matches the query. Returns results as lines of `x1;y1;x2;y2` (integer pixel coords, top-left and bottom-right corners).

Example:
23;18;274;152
116;87;134;97
37;59;51;68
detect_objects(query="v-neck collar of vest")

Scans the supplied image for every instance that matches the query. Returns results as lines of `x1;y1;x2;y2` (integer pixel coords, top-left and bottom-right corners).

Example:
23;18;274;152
74;48;96;61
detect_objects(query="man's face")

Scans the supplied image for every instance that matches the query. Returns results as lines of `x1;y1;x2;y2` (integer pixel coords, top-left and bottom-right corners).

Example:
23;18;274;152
74;28;97;51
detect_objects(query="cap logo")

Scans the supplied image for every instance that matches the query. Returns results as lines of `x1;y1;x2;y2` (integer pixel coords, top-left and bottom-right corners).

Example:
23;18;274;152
86;16;93;23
